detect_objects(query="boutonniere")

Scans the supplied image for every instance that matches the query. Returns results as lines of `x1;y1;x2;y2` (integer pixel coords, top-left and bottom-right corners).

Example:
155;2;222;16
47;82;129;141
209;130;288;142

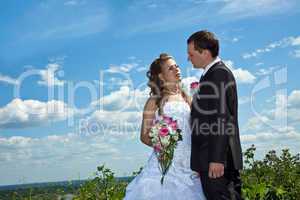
190;82;199;96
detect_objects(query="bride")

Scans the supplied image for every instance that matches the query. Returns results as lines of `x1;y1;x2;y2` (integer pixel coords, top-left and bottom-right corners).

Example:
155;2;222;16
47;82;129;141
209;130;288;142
124;53;206;200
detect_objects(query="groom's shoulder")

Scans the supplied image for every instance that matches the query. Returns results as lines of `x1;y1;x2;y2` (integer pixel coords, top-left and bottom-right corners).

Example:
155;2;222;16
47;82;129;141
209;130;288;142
213;61;229;72
210;61;235;78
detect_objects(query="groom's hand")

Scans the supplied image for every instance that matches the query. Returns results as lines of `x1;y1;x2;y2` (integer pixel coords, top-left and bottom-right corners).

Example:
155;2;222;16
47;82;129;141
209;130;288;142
208;162;224;179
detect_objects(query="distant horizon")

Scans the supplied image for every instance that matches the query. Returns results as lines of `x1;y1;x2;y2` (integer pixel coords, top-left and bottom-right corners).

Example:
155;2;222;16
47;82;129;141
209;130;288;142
0;176;132;188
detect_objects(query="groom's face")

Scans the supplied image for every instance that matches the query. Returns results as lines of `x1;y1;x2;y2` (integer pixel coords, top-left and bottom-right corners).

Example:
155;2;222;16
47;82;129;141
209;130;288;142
187;42;206;69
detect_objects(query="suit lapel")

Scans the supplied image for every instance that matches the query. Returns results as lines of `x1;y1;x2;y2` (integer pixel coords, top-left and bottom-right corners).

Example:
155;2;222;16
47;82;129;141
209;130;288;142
200;61;222;82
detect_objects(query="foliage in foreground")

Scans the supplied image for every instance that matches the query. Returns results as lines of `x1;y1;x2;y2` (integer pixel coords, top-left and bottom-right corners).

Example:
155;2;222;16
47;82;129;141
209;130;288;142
1;146;299;200
242;145;300;200
74;146;300;200
73;165;129;200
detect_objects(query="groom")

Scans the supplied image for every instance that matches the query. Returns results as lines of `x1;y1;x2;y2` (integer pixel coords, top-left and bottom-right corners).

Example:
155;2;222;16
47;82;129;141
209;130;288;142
188;30;243;200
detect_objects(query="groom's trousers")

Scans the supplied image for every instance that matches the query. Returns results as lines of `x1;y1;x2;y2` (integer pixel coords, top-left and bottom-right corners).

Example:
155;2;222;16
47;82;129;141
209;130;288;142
199;149;243;200
199;169;242;200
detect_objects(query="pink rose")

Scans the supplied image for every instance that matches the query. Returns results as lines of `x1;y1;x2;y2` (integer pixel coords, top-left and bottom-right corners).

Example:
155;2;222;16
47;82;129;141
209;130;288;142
159;127;169;137
170;121;178;130
154;144;162;152
163;115;172;124
190;82;199;89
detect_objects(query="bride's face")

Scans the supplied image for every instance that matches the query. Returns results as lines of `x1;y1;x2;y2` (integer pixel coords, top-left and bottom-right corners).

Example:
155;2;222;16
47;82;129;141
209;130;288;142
159;59;181;83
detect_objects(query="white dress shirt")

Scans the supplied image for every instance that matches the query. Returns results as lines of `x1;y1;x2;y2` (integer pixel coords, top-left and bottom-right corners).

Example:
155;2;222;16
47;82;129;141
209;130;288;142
201;56;221;77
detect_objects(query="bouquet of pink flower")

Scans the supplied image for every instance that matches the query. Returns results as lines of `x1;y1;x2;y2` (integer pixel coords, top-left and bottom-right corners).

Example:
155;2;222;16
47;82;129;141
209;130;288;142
190;81;199;96
149;115;182;184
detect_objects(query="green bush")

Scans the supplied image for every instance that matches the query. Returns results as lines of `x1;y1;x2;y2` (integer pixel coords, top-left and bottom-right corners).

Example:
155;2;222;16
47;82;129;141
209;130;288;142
242;145;300;199
73;165;128;200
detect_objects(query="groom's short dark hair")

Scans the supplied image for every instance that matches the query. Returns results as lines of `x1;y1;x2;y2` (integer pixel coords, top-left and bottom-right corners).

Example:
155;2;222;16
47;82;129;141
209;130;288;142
187;30;219;58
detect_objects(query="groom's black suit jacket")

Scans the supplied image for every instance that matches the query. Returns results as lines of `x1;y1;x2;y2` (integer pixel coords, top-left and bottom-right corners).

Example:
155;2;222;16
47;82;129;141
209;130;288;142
190;61;243;172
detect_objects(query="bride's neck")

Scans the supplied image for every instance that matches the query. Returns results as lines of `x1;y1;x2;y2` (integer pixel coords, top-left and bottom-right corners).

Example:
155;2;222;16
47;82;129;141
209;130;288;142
162;83;180;96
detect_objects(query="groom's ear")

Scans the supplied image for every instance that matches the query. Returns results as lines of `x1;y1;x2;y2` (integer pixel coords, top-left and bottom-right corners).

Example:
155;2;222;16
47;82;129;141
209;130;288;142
203;49;212;58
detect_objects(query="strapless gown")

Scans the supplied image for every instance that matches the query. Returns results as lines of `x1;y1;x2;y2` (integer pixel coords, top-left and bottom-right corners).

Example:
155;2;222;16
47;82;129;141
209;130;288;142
124;101;206;200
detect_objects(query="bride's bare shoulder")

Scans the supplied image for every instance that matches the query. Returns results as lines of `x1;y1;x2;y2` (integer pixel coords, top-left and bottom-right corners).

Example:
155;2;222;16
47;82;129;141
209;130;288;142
143;96;158;113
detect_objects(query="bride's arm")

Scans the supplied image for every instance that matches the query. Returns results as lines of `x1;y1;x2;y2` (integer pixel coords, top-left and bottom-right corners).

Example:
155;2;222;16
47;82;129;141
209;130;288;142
140;97;157;147
187;95;192;108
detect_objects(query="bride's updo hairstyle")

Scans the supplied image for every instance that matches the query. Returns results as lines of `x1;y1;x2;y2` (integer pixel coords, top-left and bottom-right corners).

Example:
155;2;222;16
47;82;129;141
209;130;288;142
146;53;189;115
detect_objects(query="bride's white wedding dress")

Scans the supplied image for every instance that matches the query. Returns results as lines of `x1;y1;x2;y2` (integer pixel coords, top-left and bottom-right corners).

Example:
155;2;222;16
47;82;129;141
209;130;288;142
124;101;206;200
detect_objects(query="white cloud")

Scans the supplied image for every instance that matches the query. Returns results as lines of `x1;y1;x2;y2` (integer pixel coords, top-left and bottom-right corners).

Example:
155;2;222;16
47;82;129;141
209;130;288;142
91;86;149;112
80;85;151;140
291;49;300;58
109;77;133;86
136;66;148;72
89;110;141;125
0;98;74;129
242;89;300;133
290;37;300;46
0;132;123;185
232;37;239;43
232;68;256;84
0;74;19;85
82;110;142;139
107;63;139;73
64;0;85;6
37;63;64;87
224;60;256;84
0;83;154;184
255;66;277;76
240;92;300;156
0;133;118;163
288;108;300;122
1;62;65;88
243;115;271;132
239;96;250;105
241;126;300;143
243;36;300;59
128;56;137;60
123;0;299;36
287;90;300;122
288;90;300;107
255;62;264;66
262;90;300;122
242;52;257;59
219;0;296;19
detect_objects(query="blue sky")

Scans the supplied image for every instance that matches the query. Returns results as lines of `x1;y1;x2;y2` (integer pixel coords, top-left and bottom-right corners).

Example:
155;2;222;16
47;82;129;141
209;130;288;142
0;0;300;186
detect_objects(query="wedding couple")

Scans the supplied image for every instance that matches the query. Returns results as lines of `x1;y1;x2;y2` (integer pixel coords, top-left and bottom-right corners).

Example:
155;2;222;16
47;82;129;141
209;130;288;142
124;30;243;200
